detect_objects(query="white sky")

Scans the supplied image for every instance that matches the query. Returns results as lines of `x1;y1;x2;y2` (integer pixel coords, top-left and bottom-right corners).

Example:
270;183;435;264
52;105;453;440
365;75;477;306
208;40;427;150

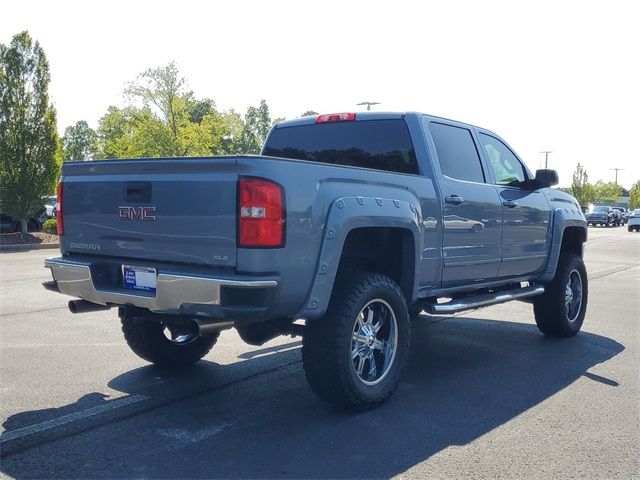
2;0;638;189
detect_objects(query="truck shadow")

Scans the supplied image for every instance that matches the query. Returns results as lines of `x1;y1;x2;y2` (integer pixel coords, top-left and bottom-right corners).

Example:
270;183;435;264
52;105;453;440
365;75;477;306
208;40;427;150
1;317;624;478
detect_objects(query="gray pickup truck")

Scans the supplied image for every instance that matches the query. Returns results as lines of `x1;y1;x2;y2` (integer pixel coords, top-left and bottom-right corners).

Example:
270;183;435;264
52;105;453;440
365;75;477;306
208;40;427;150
45;111;588;408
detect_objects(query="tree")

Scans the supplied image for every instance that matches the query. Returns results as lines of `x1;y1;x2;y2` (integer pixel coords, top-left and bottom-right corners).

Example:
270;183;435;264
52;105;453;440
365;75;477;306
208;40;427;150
629;181;640;210
62;120;97;161
0;31;61;232
570;163;595;207
300;110;318;117
592;181;623;205
238;99;271;154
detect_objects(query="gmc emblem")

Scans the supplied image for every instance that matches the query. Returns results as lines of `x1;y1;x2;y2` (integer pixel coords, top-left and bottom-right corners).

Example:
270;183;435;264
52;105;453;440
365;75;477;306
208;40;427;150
118;206;157;221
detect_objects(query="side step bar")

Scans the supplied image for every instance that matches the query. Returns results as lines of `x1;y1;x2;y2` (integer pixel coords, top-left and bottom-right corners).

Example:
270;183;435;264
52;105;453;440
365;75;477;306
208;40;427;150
423;285;545;315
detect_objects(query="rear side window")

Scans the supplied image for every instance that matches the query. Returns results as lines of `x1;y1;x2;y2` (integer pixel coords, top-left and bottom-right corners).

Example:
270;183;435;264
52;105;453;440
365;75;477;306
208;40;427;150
263;119;419;175
428;122;485;183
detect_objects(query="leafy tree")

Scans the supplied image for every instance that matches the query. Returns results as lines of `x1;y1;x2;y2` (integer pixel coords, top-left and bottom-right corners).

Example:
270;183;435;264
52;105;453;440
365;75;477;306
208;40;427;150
188;98;215;124
218;109;245;155
592;180;623;205
629;181;640;210
0;31;60;232
300;110;318;117
238;99;272;154
62;120;97;161
570;163;595;207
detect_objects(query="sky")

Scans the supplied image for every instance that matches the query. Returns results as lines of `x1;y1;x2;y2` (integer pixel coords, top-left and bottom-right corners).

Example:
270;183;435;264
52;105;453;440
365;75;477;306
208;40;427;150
2;0;638;189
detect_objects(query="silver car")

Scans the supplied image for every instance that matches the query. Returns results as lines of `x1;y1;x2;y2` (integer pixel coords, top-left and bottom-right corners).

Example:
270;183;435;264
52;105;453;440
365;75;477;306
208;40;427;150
627;209;640;232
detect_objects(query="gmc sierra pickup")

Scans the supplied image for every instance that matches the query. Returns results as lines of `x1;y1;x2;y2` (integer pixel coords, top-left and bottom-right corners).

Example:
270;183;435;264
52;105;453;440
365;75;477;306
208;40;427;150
44;111;588;409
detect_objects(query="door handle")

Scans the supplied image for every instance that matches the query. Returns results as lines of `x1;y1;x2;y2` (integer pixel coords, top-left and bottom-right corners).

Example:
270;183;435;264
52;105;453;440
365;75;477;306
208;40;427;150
445;195;464;205
502;200;518;208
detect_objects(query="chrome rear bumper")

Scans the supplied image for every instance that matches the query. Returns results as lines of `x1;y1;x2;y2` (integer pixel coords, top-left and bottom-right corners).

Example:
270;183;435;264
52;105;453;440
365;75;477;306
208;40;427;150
45;257;277;313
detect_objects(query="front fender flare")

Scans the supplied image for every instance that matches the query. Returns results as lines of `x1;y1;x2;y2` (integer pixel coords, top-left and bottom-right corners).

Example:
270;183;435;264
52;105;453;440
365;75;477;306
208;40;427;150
539;207;588;283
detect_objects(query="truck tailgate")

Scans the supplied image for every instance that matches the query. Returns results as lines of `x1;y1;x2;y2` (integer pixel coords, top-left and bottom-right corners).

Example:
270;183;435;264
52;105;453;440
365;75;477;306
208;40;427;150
61;158;238;267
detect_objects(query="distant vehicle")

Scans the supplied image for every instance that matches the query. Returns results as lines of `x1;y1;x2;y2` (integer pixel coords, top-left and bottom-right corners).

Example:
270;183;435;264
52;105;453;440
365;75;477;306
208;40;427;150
44;196;57;218
628;209;640;232
612;207;627;225
0;211;44;233
587;206;617;227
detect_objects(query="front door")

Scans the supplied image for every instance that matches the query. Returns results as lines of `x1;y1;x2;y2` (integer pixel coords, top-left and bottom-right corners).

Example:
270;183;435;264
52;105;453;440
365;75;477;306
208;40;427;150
477;132;551;278
426;121;503;288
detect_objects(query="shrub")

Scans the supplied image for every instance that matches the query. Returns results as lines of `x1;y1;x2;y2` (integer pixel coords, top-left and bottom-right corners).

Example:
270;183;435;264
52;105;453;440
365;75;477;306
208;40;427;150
43;218;58;234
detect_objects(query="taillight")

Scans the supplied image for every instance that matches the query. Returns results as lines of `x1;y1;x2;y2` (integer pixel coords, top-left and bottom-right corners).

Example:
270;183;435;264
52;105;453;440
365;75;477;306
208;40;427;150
315;112;356;123
238;178;284;247
56;181;63;235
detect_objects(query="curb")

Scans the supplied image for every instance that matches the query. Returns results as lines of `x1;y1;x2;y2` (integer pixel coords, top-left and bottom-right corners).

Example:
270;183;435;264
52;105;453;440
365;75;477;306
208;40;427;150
0;243;60;253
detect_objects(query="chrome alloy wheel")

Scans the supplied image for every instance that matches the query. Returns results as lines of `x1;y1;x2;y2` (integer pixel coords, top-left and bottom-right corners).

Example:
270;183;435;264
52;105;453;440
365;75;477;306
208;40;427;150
350;299;398;386
564;269;583;322
162;324;198;344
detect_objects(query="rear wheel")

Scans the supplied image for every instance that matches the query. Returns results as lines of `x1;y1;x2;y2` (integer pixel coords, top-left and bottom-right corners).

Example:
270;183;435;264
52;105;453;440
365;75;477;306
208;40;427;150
121;315;218;368
302;273;410;409
534;253;588;337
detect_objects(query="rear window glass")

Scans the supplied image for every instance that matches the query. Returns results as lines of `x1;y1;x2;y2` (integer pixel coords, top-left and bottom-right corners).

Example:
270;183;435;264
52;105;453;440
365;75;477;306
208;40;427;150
263;119;419;175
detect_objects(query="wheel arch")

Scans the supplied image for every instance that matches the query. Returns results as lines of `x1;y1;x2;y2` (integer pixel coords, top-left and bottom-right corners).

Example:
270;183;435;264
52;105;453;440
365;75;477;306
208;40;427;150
539;208;588;283
296;196;421;320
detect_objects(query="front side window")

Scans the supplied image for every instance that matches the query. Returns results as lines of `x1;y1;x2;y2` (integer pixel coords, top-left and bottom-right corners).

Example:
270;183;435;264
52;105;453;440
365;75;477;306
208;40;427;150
428;122;485;183
478;133;527;186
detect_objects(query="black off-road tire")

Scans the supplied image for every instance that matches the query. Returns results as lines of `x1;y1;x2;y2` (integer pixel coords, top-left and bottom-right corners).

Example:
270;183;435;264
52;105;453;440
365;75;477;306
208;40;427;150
534;253;588;337
121;316;219;368
302;273;411;409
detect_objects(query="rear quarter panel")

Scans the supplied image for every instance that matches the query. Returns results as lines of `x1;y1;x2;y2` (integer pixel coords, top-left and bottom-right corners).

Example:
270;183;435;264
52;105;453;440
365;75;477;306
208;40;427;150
236;157;429;318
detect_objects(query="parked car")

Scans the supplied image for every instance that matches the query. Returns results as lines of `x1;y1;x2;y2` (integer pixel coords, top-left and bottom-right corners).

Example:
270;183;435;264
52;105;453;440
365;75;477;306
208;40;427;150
628;209;640;232
44;111;588;409
44;196;57;218
587;206;617;227
612;207;627;225
0;210;44;233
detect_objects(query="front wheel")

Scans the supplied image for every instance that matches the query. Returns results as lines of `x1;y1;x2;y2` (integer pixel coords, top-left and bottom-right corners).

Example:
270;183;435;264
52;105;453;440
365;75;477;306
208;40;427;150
121;315;219;368
534;253;588;337
302;273;410;409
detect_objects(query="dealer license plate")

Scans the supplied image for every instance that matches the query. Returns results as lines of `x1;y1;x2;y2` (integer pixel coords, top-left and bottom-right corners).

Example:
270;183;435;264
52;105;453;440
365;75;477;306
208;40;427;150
122;265;157;293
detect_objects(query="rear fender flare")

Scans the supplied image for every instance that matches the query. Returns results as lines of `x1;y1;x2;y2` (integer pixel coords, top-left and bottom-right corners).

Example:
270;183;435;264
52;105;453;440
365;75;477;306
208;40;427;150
296;196;421;320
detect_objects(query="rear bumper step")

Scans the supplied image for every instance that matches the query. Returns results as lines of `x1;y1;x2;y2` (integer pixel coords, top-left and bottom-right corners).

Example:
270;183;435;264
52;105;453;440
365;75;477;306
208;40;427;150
44;257;277;314
424;285;545;315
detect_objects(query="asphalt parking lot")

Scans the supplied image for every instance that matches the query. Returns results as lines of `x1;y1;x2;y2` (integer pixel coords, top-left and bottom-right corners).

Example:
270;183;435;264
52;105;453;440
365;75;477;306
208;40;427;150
1;226;638;479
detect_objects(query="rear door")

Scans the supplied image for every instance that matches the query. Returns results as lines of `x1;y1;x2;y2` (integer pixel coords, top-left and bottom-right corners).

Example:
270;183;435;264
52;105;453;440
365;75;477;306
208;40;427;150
61;157;238;267
424;119;503;288
476;132;551;277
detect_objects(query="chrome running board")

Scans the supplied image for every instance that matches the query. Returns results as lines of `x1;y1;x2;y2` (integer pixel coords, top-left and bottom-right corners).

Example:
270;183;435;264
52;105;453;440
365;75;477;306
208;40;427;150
424;285;545;315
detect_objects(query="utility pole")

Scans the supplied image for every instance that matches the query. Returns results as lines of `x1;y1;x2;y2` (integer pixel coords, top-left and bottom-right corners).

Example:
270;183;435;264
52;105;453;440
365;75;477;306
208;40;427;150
540;151;552;169
357;101;380;111
610;168;624;185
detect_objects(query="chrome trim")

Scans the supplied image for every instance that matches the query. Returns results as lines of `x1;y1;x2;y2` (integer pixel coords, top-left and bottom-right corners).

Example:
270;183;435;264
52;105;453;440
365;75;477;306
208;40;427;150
424;285;545;315
45;258;277;313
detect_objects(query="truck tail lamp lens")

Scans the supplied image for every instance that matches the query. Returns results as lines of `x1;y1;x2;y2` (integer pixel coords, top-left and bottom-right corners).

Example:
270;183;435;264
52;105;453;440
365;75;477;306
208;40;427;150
315;112;356;123
238;178;284;247
56;181;63;235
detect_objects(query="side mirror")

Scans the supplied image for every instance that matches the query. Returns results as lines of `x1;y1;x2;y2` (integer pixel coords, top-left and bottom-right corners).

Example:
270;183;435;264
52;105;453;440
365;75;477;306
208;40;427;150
534;169;559;189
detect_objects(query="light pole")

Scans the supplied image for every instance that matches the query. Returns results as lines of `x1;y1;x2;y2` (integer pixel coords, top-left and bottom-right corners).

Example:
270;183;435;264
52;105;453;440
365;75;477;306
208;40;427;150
540;151;553;169
610;168;624;185
357;101;380;111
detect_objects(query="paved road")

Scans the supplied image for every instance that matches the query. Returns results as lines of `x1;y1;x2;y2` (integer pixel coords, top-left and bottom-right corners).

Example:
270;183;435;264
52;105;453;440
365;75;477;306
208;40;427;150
0;227;638;478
